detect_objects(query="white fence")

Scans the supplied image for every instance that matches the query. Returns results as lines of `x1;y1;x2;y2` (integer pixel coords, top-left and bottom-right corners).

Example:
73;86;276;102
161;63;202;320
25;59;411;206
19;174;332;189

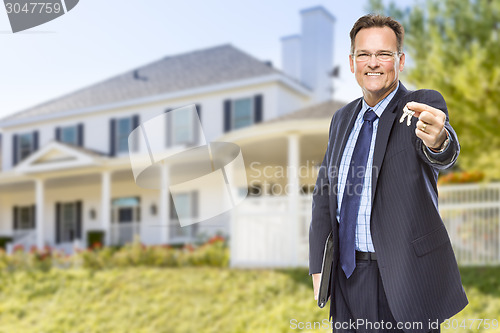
439;183;500;265
230;183;500;267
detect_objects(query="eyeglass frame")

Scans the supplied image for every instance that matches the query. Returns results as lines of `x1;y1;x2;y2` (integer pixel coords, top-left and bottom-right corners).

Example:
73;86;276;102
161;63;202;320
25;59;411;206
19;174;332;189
351;51;403;62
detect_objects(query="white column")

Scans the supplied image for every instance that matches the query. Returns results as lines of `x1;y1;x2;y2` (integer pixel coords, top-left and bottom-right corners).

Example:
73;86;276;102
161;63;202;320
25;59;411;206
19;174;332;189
35;179;44;249
288;133;300;266
101;171;111;245
159;162;170;244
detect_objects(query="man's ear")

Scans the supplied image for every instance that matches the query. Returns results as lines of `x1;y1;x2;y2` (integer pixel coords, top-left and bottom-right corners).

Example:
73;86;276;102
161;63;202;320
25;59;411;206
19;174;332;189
399;53;405;72
349;54;355;73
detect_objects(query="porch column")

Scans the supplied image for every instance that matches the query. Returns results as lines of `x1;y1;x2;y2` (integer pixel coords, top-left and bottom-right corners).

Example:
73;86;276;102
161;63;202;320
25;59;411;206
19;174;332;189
159;161;170;244
288;133;300;266
35;179;44;249
101;171;111;245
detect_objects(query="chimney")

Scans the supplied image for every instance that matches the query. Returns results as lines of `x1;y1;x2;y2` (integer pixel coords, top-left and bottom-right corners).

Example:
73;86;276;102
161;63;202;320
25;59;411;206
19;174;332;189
281;35;301;81
300;6;335;102
281;7;335;103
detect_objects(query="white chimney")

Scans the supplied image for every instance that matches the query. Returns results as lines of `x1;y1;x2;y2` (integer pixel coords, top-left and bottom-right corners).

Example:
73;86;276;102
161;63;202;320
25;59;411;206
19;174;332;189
281;35;301;82
300;6;335;102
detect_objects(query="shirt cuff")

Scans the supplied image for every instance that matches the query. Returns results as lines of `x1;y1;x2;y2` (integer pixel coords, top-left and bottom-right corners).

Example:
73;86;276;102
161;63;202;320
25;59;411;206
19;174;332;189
423;129;451;162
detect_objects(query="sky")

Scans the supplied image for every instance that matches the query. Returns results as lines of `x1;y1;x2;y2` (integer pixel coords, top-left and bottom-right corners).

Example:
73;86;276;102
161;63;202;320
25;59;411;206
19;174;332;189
0;0;416;120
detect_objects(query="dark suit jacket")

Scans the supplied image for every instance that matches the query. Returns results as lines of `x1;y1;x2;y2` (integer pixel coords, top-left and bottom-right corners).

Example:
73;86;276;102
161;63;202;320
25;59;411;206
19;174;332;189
309;83;468;332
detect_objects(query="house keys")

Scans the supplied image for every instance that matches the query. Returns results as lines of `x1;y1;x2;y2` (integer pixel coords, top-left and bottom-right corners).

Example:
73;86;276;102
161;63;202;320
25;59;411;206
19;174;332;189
399;106;414;126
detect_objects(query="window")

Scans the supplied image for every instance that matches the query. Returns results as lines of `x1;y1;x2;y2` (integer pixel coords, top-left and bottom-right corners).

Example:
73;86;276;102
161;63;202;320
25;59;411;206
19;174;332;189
171;110;193;145
116;118;132;153
60;203;77;242
13;131;38;165
16;206;35;229
18;133;34;161
110;116;138;156
233;97;253;129
112;197;141;223
60;126;77;145
223;95;262;132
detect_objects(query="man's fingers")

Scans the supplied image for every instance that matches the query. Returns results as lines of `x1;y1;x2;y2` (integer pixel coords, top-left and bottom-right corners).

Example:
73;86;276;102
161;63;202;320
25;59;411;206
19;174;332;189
406;101;445;121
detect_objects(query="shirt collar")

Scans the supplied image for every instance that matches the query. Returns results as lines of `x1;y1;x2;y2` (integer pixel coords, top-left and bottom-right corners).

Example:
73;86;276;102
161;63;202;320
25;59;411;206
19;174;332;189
361;82;400;118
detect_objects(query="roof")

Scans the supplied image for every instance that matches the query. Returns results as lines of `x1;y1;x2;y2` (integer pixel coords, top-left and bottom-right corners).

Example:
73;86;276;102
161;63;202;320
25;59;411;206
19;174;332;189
1;44;281;123
266;99;346;123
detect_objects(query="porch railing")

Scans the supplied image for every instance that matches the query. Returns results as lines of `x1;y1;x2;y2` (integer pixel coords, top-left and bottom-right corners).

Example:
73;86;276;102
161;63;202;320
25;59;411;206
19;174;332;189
230;183;500;267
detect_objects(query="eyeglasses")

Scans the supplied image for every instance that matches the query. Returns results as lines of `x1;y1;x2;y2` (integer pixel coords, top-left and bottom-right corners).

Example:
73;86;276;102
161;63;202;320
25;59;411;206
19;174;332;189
352;51;401;62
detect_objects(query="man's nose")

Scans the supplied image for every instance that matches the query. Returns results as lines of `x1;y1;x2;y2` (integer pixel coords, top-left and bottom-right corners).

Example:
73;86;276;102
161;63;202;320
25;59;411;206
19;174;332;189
368;54;379;67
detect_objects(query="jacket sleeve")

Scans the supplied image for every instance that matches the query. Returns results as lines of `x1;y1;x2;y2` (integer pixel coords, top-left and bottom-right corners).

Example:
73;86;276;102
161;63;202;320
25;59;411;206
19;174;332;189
309;119;335;275
413;90;460;170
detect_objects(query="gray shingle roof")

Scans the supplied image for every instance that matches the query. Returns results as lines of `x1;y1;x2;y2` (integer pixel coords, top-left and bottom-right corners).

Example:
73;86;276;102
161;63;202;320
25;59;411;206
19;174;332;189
1;44;280;123
266;99;346;123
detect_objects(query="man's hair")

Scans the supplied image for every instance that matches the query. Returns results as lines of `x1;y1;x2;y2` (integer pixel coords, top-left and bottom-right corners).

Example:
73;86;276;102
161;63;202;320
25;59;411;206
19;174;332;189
349;14;404;53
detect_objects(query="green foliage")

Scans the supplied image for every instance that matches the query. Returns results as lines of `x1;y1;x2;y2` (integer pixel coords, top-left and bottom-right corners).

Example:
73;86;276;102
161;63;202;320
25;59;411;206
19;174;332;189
0;236;229;273
372;0;500;179
0;266;497;332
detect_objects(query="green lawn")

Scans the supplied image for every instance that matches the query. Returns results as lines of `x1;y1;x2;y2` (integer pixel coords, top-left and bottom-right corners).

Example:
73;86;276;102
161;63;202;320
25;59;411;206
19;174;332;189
0;267;497;333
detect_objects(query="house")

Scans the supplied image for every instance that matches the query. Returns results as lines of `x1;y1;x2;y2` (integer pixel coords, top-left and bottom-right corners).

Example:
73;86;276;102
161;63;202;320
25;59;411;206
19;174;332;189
0;7;338;253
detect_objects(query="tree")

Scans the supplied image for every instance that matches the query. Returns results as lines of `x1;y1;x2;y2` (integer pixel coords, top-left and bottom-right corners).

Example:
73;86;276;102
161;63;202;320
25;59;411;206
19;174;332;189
368;0;500;180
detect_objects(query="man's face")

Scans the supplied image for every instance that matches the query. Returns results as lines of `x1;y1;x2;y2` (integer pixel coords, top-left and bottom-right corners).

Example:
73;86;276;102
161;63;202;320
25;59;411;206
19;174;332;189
349;26;405;104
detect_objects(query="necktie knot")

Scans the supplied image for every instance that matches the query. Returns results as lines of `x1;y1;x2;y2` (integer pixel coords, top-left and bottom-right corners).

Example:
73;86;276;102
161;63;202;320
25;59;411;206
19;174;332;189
363;109;378;123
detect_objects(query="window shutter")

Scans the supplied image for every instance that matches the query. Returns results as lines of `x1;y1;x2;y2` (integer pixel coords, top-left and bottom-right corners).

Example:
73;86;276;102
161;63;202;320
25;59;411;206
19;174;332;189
132;115;139;130
33;131;39;151
109;119;116;156
165;109;172;147
55;203;61;243
76;201;82;239
55;127;61;141
223;100;231;132
131;115;139;151
254;94;263;123
31;204;36;229
13;206;19;230
12;134;18;166
77;123;84;147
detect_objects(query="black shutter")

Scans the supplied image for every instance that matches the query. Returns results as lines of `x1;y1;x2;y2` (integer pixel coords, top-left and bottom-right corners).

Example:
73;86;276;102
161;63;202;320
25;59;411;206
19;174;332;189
131;115;139;151
165;109;172;147
13;206;19;230
12;134;18;166
77;123;84;147
76;201;82;239
55;203;61;243
31;204;36;229
109;119;116;156
33;131;39;151
191;191;198;218
55;127;61;141
132;115;139;130
254;94;263;123
223;100;232;132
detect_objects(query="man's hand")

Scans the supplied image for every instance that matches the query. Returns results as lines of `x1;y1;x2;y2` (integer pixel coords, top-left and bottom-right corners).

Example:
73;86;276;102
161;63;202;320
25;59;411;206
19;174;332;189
406;101;448;150
312;273;321;300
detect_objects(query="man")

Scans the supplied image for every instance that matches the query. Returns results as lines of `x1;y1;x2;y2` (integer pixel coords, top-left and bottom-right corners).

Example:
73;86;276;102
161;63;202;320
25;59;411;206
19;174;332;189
309;14;468;333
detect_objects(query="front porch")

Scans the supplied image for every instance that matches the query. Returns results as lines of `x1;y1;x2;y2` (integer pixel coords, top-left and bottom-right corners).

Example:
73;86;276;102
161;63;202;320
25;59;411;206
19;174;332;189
0;141;210;253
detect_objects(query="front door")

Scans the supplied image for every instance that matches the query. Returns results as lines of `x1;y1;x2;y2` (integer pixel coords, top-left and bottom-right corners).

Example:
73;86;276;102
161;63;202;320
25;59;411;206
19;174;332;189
56;201;82;244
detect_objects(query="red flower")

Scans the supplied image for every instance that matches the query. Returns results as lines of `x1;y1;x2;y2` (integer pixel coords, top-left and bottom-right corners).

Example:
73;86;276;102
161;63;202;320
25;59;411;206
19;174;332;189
13;244;24;252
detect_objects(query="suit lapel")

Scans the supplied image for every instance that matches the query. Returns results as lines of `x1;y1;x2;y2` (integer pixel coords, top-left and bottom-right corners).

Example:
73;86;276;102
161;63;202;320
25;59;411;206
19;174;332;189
331;99;362;170
371;84;408;204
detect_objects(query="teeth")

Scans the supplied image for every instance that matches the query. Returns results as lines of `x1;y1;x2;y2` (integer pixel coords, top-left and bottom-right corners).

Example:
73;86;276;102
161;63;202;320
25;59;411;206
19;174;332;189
366;73;381;76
